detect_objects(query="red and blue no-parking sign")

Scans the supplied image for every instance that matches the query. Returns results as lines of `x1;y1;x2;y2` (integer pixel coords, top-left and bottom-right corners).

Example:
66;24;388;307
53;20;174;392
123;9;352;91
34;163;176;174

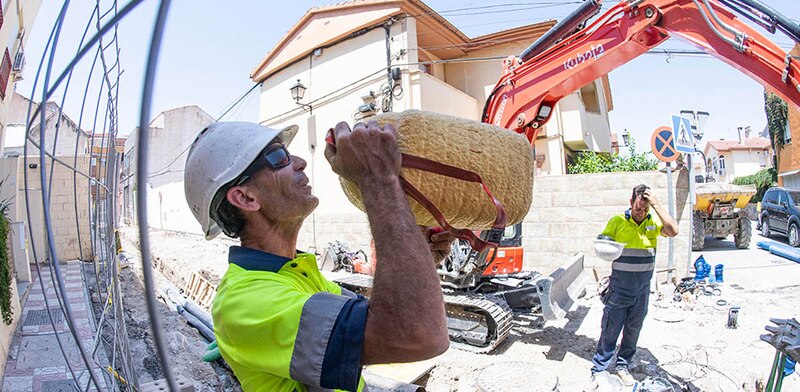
651;126;679;163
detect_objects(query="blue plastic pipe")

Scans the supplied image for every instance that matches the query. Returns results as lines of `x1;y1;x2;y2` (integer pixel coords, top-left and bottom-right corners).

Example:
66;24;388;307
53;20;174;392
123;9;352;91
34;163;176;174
757;240;800;263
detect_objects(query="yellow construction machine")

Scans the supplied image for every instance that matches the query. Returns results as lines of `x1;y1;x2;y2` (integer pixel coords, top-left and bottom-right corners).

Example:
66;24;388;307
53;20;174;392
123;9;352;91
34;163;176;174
693;183;757;251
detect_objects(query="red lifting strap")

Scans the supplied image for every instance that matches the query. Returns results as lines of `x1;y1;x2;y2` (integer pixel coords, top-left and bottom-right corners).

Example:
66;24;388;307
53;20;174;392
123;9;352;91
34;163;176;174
398;154;507;252
324;127;508;252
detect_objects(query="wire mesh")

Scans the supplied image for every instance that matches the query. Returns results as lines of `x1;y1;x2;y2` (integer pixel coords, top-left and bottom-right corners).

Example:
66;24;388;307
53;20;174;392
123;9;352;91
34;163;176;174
19;0;172;390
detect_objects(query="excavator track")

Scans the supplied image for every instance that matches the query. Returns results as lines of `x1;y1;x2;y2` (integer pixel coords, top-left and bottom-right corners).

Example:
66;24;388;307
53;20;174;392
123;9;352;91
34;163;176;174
442;292;513;353
325;271;514;353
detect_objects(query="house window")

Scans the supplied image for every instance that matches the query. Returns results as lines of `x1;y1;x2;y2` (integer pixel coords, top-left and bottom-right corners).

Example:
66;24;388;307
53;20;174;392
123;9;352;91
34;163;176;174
718;155;725;175
785;121;793;145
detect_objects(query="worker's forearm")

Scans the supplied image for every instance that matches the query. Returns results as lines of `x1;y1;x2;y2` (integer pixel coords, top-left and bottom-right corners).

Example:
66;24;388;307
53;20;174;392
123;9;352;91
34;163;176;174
359;178;448;361
652;203;679;237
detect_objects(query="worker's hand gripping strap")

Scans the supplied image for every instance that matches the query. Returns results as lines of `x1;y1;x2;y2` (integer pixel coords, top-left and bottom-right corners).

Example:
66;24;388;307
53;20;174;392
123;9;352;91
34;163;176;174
325;128;507;252
397;154;507;252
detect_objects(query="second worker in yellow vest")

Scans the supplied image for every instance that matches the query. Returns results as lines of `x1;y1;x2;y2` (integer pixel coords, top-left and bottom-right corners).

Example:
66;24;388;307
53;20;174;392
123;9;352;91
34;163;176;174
591;184;678;386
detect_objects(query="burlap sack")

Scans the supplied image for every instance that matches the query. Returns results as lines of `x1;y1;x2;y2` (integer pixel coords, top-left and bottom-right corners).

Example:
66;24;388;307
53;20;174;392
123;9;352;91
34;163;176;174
339;110;534;229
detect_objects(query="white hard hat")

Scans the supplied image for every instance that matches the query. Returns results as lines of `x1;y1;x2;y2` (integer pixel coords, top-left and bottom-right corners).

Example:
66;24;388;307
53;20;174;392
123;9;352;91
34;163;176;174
594;239;625;262
184;122;298;240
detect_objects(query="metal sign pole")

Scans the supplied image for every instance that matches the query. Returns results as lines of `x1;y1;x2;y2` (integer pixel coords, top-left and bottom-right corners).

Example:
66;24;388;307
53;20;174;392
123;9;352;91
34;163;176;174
651;125;680;282
687;153;695;275
666;161;675;283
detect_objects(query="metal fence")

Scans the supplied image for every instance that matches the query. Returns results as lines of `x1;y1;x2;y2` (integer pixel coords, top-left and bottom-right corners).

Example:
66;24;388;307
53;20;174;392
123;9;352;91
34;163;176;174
22;0;174;390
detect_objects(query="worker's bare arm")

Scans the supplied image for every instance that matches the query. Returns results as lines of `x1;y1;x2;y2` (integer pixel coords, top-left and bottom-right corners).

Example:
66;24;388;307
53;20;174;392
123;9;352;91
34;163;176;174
325;121;449;365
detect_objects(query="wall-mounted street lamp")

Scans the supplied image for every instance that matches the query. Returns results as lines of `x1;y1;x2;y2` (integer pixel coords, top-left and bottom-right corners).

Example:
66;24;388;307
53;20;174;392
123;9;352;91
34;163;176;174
621;129;630;147
290;79;312;113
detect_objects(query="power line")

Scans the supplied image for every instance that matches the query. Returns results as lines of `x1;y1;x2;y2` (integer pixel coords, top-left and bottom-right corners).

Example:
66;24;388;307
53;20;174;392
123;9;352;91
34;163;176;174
147;82;263;178
433;3;581;18
215;82;261;121
403;1;582;20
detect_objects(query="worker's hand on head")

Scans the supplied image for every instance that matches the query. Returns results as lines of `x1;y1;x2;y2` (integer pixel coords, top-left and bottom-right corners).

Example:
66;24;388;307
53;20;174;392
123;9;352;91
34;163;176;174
423;226;455;265
325;121;401;187
641;189;659;208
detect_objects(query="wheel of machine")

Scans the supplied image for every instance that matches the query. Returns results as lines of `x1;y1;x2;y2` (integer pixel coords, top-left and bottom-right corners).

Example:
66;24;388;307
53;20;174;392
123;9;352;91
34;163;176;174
761;216;771;238
734;217;751;249
789;223;800;247
692;213;705;251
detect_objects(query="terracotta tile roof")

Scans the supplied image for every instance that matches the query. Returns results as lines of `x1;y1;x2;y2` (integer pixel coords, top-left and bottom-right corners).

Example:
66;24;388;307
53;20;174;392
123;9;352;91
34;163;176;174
251;0;556;82
706;138;771;151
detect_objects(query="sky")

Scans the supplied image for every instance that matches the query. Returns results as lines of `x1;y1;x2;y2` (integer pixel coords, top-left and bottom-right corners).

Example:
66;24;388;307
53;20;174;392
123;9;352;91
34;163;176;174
18;0;800;154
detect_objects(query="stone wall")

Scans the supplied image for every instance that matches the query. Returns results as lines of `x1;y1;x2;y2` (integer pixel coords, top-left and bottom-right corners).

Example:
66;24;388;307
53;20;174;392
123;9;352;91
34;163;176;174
522;170;692;278
10;156;93;262
299;169;693;279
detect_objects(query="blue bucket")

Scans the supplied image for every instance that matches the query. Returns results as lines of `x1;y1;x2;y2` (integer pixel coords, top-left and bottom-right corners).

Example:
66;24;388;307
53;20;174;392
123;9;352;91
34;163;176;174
714;264;724;283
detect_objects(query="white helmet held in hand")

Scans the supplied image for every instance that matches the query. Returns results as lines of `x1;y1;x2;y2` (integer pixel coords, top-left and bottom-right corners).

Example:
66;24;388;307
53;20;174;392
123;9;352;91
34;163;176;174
594;235;625;262
184;122;298;240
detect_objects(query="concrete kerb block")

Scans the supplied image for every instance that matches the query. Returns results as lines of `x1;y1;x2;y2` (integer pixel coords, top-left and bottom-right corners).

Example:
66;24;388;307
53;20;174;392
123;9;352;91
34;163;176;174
548;192;570;207
531;192;552;208
602;189;631;205
534;177;558;193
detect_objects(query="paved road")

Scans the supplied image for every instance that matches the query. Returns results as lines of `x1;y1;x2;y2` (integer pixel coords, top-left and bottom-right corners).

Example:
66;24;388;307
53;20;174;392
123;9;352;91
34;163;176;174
694;229;800;291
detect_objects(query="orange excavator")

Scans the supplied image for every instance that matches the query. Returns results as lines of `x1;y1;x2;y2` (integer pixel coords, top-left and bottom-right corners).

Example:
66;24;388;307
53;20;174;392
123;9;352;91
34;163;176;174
334;0;800;352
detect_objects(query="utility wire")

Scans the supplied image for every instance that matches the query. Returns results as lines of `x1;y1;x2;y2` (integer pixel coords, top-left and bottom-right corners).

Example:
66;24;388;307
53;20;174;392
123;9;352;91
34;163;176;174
146;81;263;178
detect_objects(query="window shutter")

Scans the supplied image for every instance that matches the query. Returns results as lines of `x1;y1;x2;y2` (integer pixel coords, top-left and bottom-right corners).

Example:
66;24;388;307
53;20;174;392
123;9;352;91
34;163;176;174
0;48;11;100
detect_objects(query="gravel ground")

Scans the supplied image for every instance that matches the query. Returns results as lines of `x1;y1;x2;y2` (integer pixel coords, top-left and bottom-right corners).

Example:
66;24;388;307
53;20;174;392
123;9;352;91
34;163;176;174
118;225;800;392
116;228;241;391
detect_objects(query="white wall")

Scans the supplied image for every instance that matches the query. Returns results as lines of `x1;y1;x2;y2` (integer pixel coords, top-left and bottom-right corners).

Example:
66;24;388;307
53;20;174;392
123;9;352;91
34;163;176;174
144;107;214;188
730;149;769;179
707;146;770;183
259;24;406;223
413;71;479;119
122;106;214;225
147;181;203;235
5;94;89;158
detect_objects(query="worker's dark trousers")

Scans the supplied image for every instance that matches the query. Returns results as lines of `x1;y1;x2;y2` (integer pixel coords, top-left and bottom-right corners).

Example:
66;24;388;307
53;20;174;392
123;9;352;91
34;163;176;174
591;290;649;373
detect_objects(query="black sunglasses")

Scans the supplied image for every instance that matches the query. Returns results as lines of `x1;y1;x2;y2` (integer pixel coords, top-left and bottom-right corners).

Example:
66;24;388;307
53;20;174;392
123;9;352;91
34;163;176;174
233;144;291;186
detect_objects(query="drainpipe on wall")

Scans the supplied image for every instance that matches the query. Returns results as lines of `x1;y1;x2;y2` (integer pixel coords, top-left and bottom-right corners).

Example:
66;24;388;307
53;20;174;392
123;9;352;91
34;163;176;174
383;18;395;112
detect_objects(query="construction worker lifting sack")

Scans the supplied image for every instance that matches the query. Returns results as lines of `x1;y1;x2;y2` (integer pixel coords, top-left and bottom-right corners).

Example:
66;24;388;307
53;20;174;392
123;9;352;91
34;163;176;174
185;119;456;391
183;111;537;391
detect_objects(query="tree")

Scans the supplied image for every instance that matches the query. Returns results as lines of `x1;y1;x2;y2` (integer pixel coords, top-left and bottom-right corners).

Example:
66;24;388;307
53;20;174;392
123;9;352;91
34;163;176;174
732;168;776;203
568;139;659;174
764;91;788;169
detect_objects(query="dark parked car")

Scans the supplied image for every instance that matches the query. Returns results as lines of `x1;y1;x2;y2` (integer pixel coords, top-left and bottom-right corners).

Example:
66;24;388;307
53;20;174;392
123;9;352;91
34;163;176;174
759;187;800;246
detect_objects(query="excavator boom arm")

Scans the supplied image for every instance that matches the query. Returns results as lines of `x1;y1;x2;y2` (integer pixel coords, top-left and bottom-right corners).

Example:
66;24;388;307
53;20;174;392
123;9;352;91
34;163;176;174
483;0;800;143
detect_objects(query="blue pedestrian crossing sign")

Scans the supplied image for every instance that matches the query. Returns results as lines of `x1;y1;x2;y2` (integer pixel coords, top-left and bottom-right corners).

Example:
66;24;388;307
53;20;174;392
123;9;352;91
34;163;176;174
672;114;695;153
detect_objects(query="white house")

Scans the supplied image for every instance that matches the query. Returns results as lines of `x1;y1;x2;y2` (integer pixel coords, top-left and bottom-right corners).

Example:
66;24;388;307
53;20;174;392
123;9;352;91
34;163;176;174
4;92;90;158
122;106;214;231
250;0;614;251
703;135;771;183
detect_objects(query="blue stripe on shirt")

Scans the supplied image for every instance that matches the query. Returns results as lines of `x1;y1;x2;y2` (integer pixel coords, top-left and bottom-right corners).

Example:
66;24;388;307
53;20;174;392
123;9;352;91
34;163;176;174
320;294;369;391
